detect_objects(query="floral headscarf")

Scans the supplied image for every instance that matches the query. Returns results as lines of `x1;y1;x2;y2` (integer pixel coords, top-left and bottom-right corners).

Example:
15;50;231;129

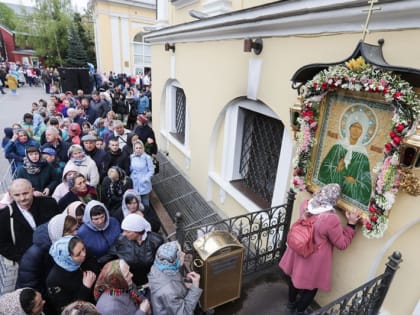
308;183;341;214
23;146;46;175
94;259;142;305
49;235;82;272
0;288;26;315
153;241;182;275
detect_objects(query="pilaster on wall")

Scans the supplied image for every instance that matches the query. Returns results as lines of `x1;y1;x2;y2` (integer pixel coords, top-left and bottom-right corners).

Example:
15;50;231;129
202;0;232;16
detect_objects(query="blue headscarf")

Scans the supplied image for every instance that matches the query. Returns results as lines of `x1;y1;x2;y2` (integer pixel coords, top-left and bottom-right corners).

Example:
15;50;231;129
154;241;182;274
49;235;81;272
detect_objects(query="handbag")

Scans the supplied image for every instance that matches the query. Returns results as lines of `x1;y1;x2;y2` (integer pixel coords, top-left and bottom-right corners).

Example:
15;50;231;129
152;155;160;175
0;204;19;295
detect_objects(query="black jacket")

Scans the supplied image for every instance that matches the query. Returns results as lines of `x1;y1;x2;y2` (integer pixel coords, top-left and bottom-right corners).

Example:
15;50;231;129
98;232;164;286
16;223;52;294
100;176;133;213
0;197;60;262
46;253;99;314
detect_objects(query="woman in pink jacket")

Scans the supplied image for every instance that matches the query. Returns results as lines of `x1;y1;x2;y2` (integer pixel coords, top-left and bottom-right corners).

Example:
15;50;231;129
279;183;360;315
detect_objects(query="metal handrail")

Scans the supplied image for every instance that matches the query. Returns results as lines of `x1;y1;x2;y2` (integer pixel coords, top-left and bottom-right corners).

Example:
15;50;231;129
312;251;403;315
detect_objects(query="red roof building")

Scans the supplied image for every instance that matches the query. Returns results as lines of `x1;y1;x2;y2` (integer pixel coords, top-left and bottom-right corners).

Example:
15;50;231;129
0;24;37;65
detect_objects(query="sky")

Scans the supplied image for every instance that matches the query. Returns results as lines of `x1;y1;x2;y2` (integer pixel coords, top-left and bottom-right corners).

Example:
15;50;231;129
1;0;89;12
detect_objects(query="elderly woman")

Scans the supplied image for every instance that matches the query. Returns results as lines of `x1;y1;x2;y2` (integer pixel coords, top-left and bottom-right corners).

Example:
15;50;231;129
0;287;45;315
58;172;97;211
129;140;154;207
100;166;133;214
63;144;100;188
148;241;202;315
46;236;99;314
99;213;163;286
94;259;151;315
279;183;359;315
77;200;121;259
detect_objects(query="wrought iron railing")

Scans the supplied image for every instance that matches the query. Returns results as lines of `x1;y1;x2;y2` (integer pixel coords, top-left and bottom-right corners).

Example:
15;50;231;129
175;189;296;275
311;251;403;315
0;160;16;194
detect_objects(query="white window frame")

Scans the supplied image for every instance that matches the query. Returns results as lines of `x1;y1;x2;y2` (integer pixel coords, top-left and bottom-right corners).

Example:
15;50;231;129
161;81;191;158
208;98;294;211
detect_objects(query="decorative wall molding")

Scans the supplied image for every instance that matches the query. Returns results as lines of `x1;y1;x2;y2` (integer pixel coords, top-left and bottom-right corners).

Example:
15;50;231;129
145;0;420;43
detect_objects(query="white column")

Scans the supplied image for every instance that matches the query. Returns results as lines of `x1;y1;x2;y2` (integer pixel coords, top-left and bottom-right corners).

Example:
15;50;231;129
156;1;169;28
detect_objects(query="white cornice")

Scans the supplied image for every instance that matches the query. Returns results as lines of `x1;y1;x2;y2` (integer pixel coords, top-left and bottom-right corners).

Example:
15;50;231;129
144;0;420;44
171;0;199;10
92;0;156;10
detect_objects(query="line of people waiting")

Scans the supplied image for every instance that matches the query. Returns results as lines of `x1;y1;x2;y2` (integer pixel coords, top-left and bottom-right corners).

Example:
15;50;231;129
0;81;203;314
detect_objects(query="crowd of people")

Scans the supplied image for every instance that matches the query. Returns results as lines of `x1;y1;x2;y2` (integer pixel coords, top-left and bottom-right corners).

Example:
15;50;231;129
0;75;204;315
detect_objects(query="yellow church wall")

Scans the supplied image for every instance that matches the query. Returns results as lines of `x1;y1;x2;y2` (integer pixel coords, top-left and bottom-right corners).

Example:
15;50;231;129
92;0;155;74
149;26;420;313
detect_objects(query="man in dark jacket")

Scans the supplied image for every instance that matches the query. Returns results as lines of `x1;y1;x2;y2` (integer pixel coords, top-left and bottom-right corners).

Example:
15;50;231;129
81;134;107;181
103;137;129;174
40;127;71;166
134;114;157;154
0;179;60;263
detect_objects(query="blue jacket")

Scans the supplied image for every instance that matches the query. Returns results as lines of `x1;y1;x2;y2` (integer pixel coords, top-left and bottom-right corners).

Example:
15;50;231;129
77;200;121;258
4;135;39;169
137;95;150;114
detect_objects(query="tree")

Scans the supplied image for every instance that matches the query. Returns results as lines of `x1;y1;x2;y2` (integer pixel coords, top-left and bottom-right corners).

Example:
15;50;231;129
65;25;87;67
74;12;96;66
0;3;18;30
15;0;73;67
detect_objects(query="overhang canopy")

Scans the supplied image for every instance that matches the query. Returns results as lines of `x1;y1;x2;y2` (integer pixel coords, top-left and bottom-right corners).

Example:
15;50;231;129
291;40;420;87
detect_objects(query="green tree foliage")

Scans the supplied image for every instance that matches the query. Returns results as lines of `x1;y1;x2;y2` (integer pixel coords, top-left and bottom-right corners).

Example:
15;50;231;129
11;0;96;68
74;12;96;66
0;3;18;30
65;25;87;67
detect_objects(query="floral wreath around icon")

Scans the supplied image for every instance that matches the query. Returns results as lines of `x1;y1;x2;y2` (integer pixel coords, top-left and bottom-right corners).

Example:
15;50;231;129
291;57;420;239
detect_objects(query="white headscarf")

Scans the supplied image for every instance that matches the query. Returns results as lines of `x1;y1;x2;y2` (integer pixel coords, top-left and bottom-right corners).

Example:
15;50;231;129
121;214;151;241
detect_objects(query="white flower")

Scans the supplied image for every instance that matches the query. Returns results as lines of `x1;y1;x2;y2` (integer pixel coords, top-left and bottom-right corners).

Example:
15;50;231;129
373;162;383;174
390;152;400;166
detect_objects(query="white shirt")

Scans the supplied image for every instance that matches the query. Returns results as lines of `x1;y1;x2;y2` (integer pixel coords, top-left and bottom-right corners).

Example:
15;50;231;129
17;205;36;230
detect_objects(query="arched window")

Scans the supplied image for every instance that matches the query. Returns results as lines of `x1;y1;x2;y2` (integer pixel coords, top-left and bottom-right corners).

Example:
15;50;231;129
133;32;151;74
209;98;294;210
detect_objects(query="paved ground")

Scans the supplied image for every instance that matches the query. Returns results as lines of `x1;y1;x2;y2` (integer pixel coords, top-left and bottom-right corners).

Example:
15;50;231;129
0;84;47;190
214;265;293;315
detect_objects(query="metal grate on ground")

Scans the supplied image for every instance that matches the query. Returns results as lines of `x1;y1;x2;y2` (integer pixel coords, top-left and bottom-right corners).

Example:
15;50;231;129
152;152;222;228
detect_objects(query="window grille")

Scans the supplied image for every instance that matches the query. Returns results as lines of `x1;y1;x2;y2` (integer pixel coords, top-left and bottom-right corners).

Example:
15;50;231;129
238;109;283;206
172;87;186;144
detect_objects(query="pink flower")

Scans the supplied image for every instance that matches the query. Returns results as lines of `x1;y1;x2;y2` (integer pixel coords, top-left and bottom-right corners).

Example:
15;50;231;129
393;91;403;99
